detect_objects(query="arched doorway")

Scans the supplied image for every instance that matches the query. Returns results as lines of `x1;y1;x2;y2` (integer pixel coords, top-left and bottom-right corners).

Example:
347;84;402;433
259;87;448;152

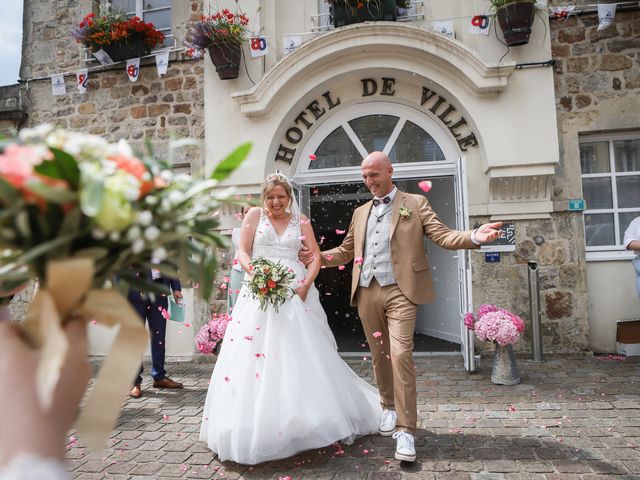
292;102;472;358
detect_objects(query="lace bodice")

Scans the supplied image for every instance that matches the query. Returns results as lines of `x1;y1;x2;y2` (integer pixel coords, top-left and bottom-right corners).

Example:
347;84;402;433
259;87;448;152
252;210;303;266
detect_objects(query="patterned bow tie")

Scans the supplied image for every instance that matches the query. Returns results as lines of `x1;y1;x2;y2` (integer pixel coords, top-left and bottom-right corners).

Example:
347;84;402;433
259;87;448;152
372;196;391;207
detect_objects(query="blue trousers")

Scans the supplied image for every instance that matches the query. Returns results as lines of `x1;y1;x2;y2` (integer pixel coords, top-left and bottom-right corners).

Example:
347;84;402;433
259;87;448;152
130;294;168;384
633;257;640;300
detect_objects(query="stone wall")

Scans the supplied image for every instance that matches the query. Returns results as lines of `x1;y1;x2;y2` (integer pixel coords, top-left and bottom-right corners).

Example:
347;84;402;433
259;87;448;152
0;84;27;135
470;214;590;354
11;0;213;330
473;8;640;354
20;0;205;172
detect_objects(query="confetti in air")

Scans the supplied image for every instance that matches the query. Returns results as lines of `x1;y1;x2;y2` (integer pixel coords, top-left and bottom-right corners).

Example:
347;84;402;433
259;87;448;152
418;180;432;192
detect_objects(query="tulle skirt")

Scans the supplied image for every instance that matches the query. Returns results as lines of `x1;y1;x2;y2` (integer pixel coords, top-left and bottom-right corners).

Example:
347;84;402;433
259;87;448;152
199;285;381;465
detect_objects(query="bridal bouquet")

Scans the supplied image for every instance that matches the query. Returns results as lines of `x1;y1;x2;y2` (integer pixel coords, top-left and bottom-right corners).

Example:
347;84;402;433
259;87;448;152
464;304;525;346
246;257;296;312
195;312;231;354
0;124;249;450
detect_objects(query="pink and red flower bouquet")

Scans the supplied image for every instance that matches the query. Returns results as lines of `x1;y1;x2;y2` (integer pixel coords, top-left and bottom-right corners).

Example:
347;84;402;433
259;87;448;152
464;304;525;346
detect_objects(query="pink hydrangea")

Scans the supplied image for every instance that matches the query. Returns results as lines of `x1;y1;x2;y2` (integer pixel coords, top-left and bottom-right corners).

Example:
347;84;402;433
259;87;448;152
464;304;525;346
194;313;231;354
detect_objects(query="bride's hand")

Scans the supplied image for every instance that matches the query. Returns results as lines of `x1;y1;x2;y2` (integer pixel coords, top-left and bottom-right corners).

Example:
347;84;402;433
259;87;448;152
295;285;309;302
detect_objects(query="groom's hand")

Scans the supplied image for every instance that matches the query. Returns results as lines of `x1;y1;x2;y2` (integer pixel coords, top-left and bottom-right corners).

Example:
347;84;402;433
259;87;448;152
474;222;503;244
298;246;316;267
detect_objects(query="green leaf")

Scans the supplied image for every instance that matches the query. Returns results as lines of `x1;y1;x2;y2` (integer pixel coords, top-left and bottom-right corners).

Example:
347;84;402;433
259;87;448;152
58;206;82;237
15;211;31;240
210;142;252;181
0;177;20;205
140;261;180;280
49;147;81;188
73;247;110;261
79;178;104;217
34;159;63;180
24;179;77;204
14;231;81;266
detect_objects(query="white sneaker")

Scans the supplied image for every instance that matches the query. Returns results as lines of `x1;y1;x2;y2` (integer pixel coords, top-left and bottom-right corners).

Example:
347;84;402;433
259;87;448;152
392;430;416;462
378;409;397;436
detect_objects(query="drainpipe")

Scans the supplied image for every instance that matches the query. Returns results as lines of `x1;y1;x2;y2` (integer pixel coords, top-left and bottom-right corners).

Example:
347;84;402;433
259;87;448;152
528;261;544;362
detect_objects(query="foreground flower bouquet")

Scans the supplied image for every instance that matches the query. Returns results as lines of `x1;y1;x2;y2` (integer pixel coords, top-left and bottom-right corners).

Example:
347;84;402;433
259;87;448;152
195;312;231;354
247;257;296;312
0;125;250;450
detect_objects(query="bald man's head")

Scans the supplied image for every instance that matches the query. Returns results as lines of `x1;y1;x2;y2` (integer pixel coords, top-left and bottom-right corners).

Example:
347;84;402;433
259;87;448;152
361;151;394;198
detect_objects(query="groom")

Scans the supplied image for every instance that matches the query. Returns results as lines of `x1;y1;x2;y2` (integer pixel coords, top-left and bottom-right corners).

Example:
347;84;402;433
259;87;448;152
305;151;501;462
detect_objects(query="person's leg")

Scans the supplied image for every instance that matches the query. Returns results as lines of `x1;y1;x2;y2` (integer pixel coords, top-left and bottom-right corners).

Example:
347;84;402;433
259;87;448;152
148;295;168;381
130;297;147;386
384;284;418;434
633;258;640;300
356;280;395;410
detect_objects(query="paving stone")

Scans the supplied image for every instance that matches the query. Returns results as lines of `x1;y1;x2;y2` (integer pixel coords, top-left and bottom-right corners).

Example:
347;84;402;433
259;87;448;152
67;356;640;479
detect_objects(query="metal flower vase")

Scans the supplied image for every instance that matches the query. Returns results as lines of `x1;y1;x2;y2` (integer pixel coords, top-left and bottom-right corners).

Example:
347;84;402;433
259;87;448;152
491;343;520;385
208;41;242;80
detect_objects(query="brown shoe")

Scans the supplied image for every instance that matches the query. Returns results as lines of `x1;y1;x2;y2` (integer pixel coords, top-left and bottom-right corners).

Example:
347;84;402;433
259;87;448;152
129;383;142;398
153;377;183;389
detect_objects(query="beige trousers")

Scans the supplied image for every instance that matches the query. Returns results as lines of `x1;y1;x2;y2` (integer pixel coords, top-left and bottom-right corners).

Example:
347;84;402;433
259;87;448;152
356;278;417;433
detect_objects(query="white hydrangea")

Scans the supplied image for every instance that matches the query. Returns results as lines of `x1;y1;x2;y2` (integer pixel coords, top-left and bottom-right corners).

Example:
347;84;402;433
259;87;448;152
132;239;145;254
137;211;153;227
144;226;160;242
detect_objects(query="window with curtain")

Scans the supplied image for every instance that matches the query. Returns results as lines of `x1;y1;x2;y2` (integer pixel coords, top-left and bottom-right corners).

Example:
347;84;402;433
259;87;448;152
580;133;640;250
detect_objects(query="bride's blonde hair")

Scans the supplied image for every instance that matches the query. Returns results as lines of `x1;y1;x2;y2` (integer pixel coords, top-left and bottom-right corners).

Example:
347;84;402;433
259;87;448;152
261;173;293;209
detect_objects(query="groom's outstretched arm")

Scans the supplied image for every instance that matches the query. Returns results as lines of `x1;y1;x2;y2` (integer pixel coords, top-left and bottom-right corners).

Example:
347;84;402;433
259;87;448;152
321;212;356;267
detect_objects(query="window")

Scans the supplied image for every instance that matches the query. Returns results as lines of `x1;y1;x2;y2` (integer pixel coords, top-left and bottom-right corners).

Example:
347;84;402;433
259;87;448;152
580;132;640;254
115;0;173;48
310;114;446;170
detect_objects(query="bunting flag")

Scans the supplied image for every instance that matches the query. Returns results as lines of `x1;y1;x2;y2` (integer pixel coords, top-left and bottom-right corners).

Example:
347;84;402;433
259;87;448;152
51;74;66;96
250;36;269;58
432;21;455;39
155;52;169;77
126;58;141;82
93;49;114;66
469;15;490;35
550;6;576;21
283;35;302;55
597;3;617;31
76;69;88;94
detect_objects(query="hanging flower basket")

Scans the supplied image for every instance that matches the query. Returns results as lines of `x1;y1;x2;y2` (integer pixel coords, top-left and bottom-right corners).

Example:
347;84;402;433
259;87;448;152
330;0;397;28
208;41;242;80
102;38;150;62
495;2;535;46
185;9;249;80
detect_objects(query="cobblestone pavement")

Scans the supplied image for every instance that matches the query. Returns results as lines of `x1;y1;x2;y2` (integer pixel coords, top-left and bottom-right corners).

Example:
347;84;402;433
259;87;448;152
69;354;640;479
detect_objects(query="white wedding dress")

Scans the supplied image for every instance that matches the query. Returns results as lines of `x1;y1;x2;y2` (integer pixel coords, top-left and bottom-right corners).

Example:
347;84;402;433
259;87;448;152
199;210;381;465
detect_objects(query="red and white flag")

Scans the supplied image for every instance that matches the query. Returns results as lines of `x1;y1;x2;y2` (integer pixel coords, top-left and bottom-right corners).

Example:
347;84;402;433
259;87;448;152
549;6;575;21
76;69;88;94
468;15;490;35
126;58;141;82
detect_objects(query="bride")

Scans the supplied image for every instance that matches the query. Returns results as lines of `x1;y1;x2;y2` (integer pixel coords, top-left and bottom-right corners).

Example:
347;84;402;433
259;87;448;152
199;173;381;465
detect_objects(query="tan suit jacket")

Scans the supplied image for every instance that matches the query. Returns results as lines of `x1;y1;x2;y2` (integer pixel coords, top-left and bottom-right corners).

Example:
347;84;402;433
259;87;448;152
322;190;477;306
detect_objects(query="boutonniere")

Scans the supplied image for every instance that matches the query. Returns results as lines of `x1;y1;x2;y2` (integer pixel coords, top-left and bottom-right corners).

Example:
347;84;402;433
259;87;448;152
399;206;412;219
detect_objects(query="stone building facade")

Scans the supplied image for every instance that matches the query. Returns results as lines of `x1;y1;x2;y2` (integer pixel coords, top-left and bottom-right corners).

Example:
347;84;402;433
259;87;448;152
10;1;640;361
20;0;205;171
